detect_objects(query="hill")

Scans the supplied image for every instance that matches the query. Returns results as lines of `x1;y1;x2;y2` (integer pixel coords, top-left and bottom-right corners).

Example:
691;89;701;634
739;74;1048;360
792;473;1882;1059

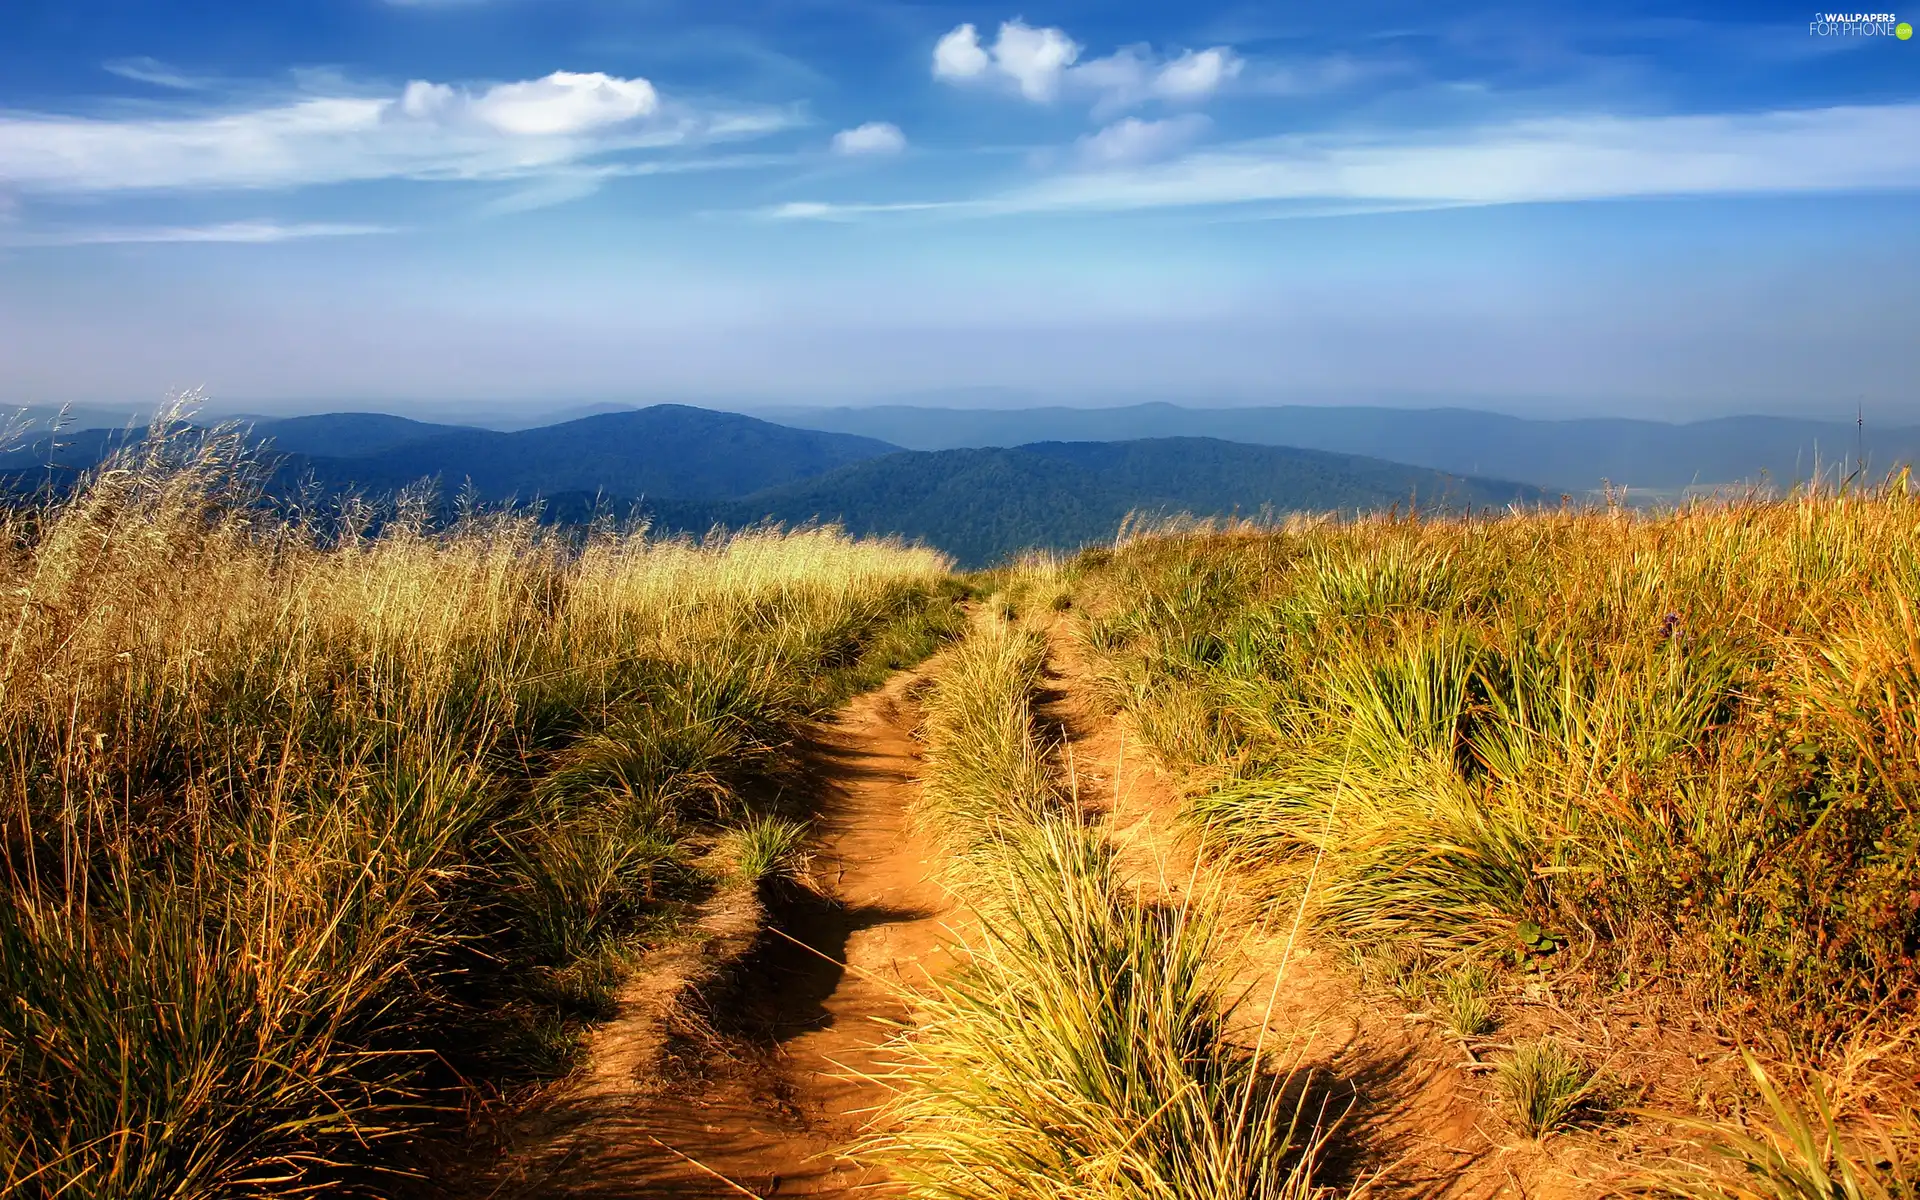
251;412;477;458
753;403;1918;492
0;413;483;474
2;420;1543;565
1;406;902;503
287;405;898;501
658;438;1543;566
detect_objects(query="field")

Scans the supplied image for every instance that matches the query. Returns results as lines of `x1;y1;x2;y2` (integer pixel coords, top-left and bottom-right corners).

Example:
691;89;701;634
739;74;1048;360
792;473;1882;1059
2;424;1915;1199
1073;494;1920;1044
0;423;958;1195
1046;491;1920;1194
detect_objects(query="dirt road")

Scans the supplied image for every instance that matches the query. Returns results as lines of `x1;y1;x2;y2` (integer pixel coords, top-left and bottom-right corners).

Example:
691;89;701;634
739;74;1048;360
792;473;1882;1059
474;615;1607;1200
1032;619;1600;1200
478;668;952;1198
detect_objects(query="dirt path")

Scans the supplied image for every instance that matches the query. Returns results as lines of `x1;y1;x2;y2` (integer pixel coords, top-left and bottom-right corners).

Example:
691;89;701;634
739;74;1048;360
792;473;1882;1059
1031;618;1607;1200
478;668;952;1199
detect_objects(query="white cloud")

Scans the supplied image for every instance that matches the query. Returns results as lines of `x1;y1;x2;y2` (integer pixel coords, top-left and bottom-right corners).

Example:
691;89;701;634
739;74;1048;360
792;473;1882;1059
475;71;657;135
993;21;1081;101
1153;48;1242;100
934;21;1239;113
102;57;210;91
1067;46;1241;116
0;71;782;194
932;19;1081;101
1077;114;1210;166
398;71;655;134
1068;47;1148;104
2;221;398;247
831;121;906;156
933;24;991;80
763;104;1920;219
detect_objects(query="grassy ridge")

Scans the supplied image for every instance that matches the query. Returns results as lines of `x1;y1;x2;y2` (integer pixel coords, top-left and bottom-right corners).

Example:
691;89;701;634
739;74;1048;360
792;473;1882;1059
0;424;959;1197
1061;492;1920;1189
875;617;1328;1200
1072;492;1920;1043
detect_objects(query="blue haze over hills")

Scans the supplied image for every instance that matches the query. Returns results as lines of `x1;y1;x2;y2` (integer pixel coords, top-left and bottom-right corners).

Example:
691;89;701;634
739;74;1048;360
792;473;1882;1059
5;402;1914;564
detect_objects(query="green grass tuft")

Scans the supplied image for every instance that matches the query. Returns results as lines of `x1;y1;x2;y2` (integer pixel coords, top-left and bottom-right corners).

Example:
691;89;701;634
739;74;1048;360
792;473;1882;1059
1496;1037;1596;1138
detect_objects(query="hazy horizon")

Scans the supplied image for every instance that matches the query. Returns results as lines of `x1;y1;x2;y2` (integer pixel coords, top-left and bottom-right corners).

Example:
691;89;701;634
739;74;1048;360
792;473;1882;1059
4;2;1918;416
12;389;1919;436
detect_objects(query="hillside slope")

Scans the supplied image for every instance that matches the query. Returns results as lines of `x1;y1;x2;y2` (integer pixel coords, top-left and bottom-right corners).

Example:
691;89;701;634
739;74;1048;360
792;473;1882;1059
1;416;1540;565
760;403;1917;492
2;406;903;503
681;438;1542;565
289;405;901;501
251;412;476;458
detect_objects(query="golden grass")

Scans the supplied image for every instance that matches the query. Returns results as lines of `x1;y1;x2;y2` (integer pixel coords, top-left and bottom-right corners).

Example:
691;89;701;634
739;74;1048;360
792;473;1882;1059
875;617;1332;1200
1065;482;1920;1180
1073;484;1920;1041
0;418;955;1196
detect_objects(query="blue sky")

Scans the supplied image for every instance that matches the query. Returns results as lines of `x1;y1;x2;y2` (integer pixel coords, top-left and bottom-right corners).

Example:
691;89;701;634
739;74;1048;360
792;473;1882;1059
2;0;1916;418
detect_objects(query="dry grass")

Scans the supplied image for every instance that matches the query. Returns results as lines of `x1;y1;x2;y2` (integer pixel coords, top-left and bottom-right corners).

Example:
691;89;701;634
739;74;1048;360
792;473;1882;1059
0;414;957;1196
1065;483;1920;1185
1073;484;1920;1045
1639;1056;1919;1200
873;616;1333;1200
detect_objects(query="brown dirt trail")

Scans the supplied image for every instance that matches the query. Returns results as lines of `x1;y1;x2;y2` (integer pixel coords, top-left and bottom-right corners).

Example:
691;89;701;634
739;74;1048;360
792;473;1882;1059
1033;617;1611;1200
475;667;952;1199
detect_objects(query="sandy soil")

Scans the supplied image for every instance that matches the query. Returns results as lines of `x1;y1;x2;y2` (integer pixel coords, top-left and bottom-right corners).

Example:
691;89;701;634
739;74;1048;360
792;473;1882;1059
473;668;952;1199
1033;618;1615;1200
465;613;1642;1200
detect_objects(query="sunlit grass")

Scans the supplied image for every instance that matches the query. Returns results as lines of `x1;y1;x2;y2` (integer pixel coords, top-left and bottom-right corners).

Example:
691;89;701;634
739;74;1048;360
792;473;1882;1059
1073;485;1920;1043
878;615;1333;1200
1070;486;1920;1187
1640;1056;1917;1200
1496;1038;1596;1138
0;411;955;1196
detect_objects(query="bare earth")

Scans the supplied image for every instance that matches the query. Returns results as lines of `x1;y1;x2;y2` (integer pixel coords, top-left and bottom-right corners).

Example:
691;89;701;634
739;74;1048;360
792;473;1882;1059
1035;617;1614;1200
473;618;1630;1200
474;668;952;1199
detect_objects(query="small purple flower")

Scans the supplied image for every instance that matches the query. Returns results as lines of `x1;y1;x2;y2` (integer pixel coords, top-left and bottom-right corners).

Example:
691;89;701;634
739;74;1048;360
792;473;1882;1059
1660;612;1683;640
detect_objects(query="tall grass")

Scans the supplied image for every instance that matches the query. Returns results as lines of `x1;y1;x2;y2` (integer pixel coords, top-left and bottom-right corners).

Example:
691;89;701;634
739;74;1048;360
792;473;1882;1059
1072;486;1920;1051
0;417;957;1196
1640;1056;1917;1200
916;622;1059;846
875;618;1330;1199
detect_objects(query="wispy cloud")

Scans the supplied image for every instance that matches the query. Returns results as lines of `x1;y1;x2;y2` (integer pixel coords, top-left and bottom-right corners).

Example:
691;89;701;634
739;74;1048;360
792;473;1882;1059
1239;53;1405;98
102;57;212;91
2;221;399;247
0;71;798;194
1077;114;1210;166
766;103;1920;220
476;152;794;215
761;200;961;222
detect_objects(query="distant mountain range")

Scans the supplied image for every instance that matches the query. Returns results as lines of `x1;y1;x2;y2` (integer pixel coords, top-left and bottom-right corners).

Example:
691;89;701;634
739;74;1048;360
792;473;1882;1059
649;439;1540;566
1;407;891;501
17;399;1915;494
0;406;1540;565
748;403;1916;492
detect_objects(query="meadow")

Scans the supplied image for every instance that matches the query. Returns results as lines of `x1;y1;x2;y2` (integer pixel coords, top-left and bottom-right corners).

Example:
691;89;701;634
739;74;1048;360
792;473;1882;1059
0;420;957;1196
872;617;1329;1200
1052;487;1920;1188
5;413;1917;1200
